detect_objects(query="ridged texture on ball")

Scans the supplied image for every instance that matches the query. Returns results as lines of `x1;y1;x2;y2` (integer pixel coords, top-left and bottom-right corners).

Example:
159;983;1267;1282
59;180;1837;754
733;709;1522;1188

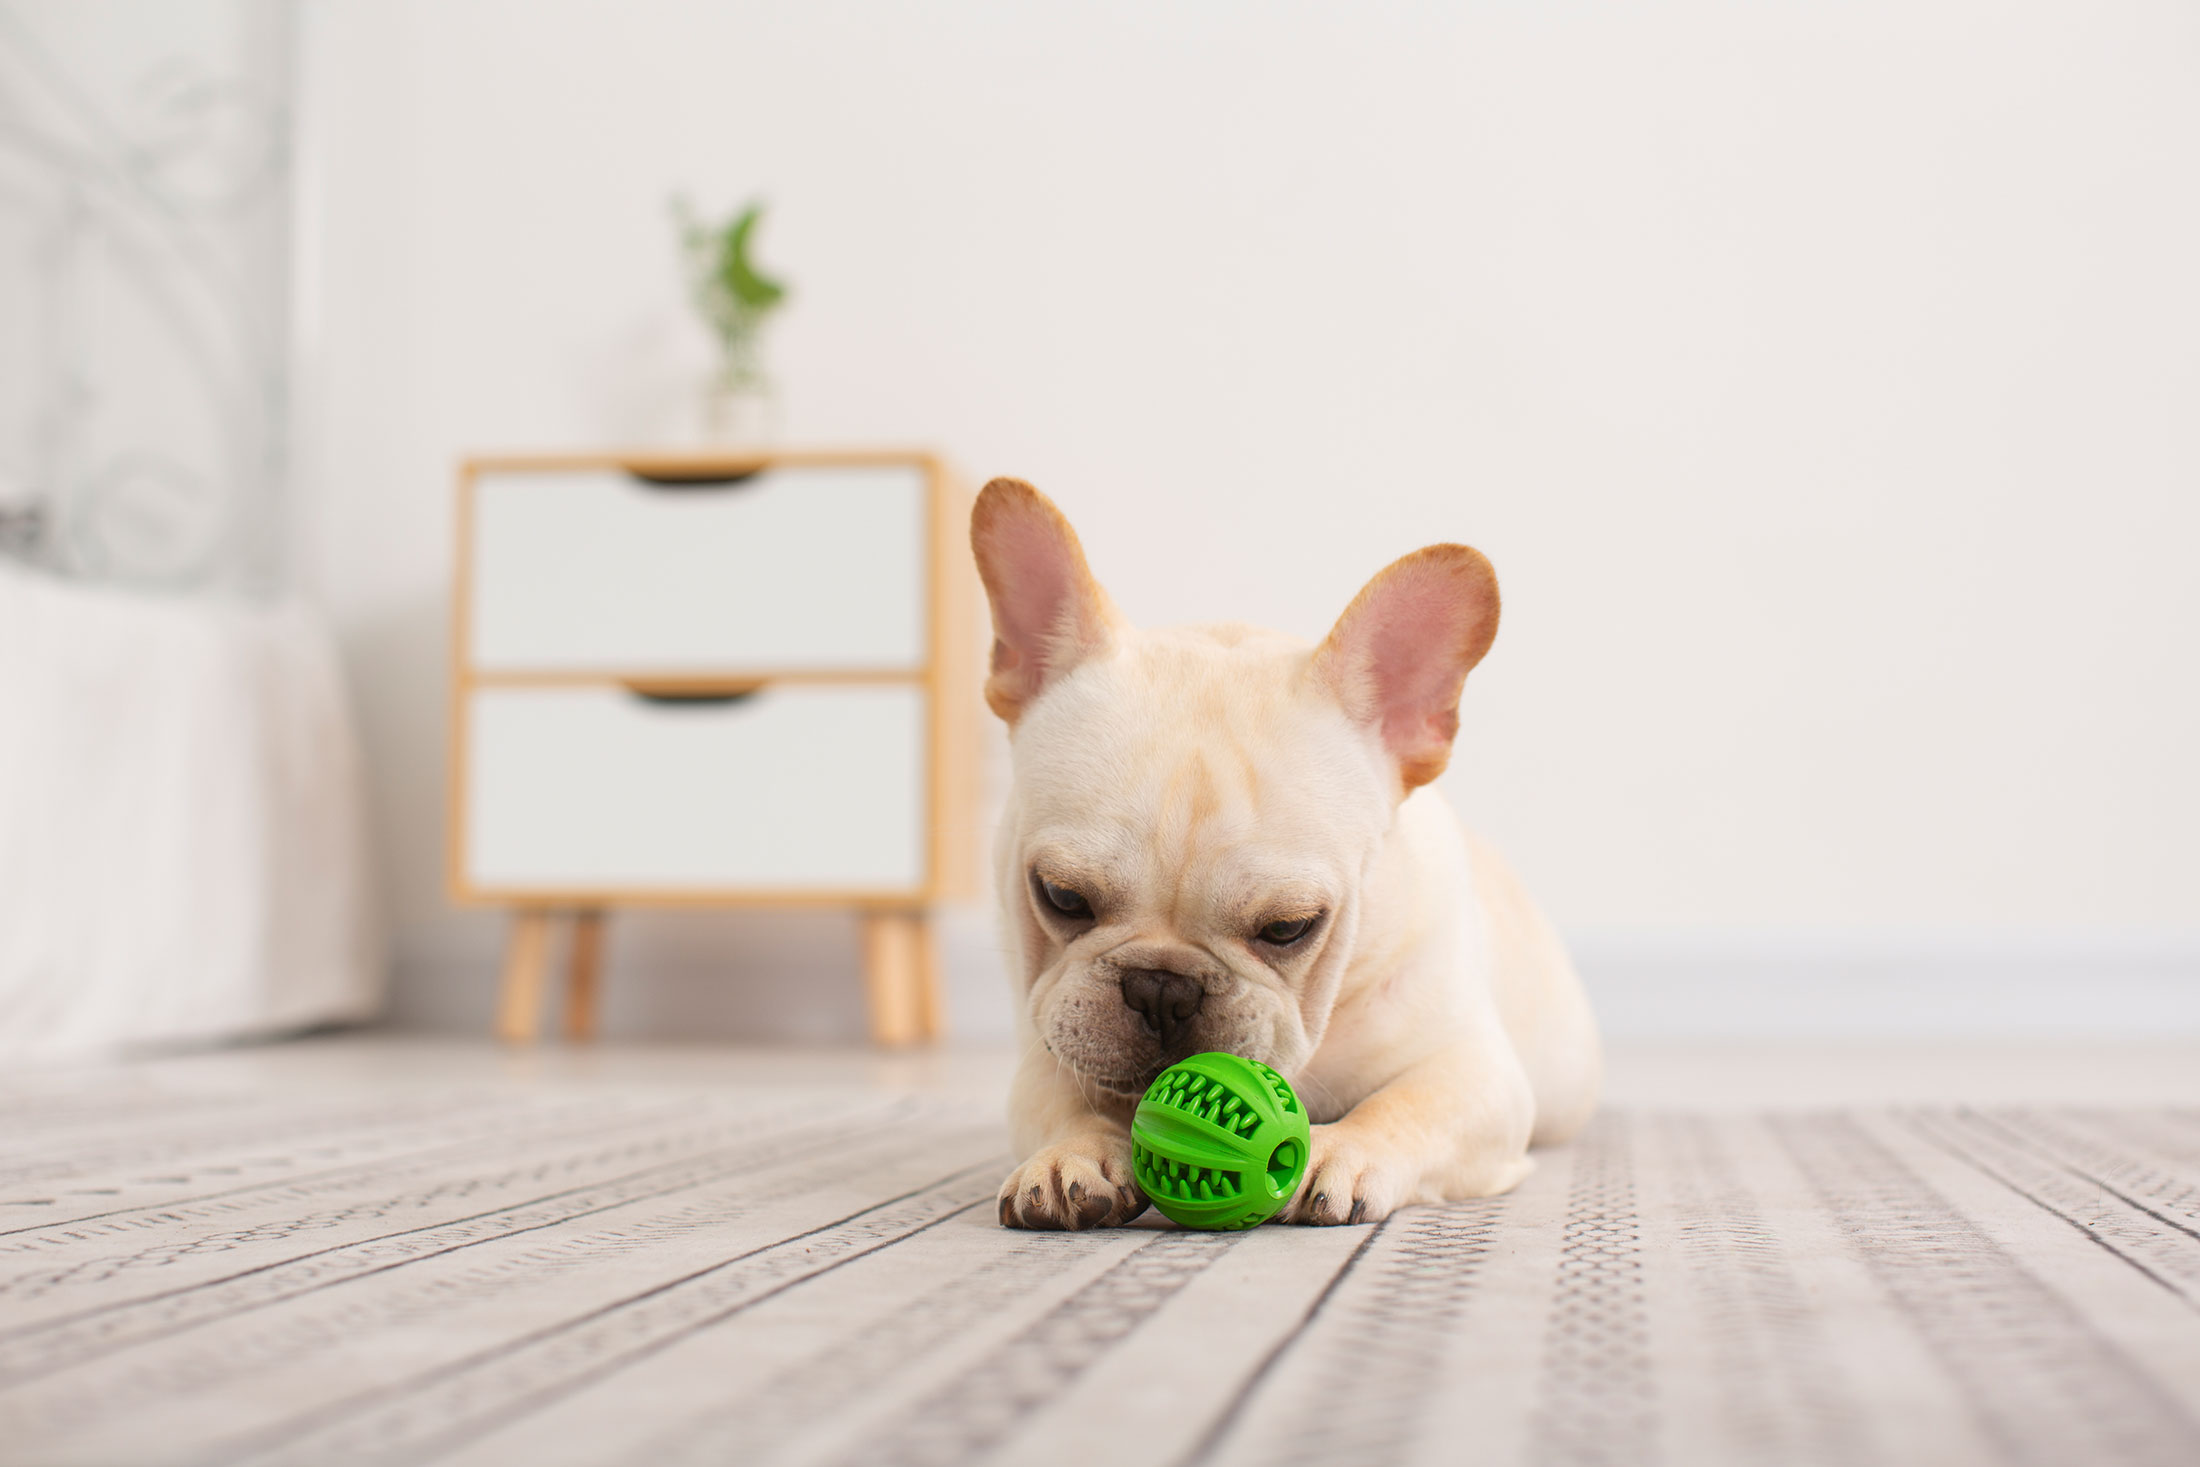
1130;1052;1311;1230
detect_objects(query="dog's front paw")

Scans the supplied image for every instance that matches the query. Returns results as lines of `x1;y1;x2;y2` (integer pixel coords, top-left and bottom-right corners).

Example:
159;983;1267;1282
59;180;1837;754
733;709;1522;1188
1283;1126;1407;1226
998;1138;1150;1230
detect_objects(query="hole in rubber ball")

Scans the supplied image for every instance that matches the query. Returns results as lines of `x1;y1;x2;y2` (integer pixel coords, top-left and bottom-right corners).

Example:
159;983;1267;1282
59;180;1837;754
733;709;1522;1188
1267;1139;1300;1193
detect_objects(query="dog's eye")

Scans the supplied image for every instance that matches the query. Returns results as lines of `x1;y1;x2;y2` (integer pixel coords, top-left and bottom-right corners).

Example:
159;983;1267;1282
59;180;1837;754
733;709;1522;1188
1039;879;1093;919
1257;916;1315;946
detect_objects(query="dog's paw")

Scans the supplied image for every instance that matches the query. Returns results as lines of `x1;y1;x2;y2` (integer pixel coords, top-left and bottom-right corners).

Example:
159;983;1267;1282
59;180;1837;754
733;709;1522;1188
998;1138;1150;1230
1283;1126;1407;1226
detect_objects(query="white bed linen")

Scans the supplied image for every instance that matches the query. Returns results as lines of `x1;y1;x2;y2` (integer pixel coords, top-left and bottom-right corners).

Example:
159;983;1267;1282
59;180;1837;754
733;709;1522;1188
0;566;383;1059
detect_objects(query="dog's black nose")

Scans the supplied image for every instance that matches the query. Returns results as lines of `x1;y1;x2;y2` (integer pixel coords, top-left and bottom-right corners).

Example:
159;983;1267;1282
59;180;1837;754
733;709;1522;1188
1120;969;1205;1045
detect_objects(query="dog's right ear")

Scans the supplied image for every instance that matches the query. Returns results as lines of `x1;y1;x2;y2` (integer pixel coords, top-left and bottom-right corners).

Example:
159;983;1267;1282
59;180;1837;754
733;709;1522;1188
970;478;1122;724
1311;543;1500;792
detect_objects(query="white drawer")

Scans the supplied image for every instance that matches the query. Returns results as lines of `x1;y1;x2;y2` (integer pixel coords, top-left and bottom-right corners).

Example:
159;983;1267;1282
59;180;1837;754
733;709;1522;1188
462;683;927;893
469;463;928;672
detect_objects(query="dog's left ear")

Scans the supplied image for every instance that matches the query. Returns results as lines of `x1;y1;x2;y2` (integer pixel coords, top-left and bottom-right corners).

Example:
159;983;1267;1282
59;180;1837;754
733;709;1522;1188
1312;544;1500;790
970;477;1123;724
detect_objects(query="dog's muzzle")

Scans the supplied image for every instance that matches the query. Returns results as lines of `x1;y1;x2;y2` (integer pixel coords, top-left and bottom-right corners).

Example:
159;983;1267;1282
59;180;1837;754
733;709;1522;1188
1119;968;1205;1047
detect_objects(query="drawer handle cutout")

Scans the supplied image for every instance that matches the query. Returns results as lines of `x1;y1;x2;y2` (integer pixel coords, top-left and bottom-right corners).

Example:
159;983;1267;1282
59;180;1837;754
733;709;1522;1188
624;463;766;491
623;681;767;708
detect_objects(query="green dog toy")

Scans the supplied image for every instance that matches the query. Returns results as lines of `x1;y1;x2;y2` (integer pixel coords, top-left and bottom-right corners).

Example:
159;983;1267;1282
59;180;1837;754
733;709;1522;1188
1131;1052;1311;1230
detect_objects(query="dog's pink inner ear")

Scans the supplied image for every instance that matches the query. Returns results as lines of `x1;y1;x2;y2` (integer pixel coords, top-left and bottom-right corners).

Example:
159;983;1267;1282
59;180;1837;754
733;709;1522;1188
1314;544;1500;790
970;477;1117;723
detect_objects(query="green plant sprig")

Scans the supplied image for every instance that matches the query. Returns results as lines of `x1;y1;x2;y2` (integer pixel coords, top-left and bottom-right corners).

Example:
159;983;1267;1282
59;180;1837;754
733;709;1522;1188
673;196;789;390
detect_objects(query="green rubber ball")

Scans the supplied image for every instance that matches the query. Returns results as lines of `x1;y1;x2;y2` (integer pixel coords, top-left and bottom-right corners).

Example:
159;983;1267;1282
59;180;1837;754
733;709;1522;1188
1130;1052;1311;1230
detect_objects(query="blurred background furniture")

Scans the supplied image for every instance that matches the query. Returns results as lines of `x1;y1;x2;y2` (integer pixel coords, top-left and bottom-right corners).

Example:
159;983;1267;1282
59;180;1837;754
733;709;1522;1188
448;449;979;1046
0;563;383;1058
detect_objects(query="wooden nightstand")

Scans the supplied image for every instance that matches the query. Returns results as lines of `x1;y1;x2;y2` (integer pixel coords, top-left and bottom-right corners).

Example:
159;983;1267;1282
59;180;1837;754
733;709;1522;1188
447;449;980;1045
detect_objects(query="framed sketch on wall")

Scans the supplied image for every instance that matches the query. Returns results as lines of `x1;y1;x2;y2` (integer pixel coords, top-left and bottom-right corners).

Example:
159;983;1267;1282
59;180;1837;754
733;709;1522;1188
0;0;294;592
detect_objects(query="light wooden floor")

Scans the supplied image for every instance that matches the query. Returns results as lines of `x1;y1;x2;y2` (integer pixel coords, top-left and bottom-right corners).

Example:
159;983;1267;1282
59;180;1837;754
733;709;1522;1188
4;1034;2199;1466
48;1030;2200;1105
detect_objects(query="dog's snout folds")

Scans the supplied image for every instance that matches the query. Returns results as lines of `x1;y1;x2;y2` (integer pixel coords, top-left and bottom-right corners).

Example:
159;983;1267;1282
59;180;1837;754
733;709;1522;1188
1119;969;1205;1045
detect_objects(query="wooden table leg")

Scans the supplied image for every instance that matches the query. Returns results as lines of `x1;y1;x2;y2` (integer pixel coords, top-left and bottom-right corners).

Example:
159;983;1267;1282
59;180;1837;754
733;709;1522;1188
564;909;606;1042
495;909;552;1043
861;911;923;1047
912;912;945;1042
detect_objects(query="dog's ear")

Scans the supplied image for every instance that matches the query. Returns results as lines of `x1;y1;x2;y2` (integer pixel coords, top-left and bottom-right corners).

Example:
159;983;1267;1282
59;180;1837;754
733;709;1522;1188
970;478;1122;724
1312;544;1500;790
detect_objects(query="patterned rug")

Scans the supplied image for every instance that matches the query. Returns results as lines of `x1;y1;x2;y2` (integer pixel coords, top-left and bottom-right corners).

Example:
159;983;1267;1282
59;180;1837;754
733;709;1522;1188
3;1078;2198;1465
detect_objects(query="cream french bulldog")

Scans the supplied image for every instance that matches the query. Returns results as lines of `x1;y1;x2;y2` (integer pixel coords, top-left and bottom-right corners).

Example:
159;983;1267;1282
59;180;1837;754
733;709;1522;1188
973;478;1601;1230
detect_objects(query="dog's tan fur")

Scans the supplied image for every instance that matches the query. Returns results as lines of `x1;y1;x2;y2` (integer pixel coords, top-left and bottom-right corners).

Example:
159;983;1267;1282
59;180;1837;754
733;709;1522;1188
973;478;1600;1229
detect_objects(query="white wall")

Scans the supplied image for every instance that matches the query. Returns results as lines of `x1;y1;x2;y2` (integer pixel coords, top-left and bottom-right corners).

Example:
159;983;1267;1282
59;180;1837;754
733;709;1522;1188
296;0;2200;1040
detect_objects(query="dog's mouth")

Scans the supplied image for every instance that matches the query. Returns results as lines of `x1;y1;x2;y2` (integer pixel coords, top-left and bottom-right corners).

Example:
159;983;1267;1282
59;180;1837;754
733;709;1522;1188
1080;1061;1169;1101
1088;1069;1162;1101
1040;1040;1168;1101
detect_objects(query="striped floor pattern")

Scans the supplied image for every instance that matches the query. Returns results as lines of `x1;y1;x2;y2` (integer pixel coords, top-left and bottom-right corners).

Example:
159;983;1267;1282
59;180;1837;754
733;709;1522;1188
3;1069;2198;1464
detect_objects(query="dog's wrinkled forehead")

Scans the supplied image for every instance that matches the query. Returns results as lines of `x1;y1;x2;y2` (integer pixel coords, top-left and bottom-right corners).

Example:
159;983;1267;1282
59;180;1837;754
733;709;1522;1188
1010;625;1392;896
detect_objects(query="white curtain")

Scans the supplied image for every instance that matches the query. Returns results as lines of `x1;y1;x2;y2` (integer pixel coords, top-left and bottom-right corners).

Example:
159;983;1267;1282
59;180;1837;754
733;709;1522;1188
0;4;384;1057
